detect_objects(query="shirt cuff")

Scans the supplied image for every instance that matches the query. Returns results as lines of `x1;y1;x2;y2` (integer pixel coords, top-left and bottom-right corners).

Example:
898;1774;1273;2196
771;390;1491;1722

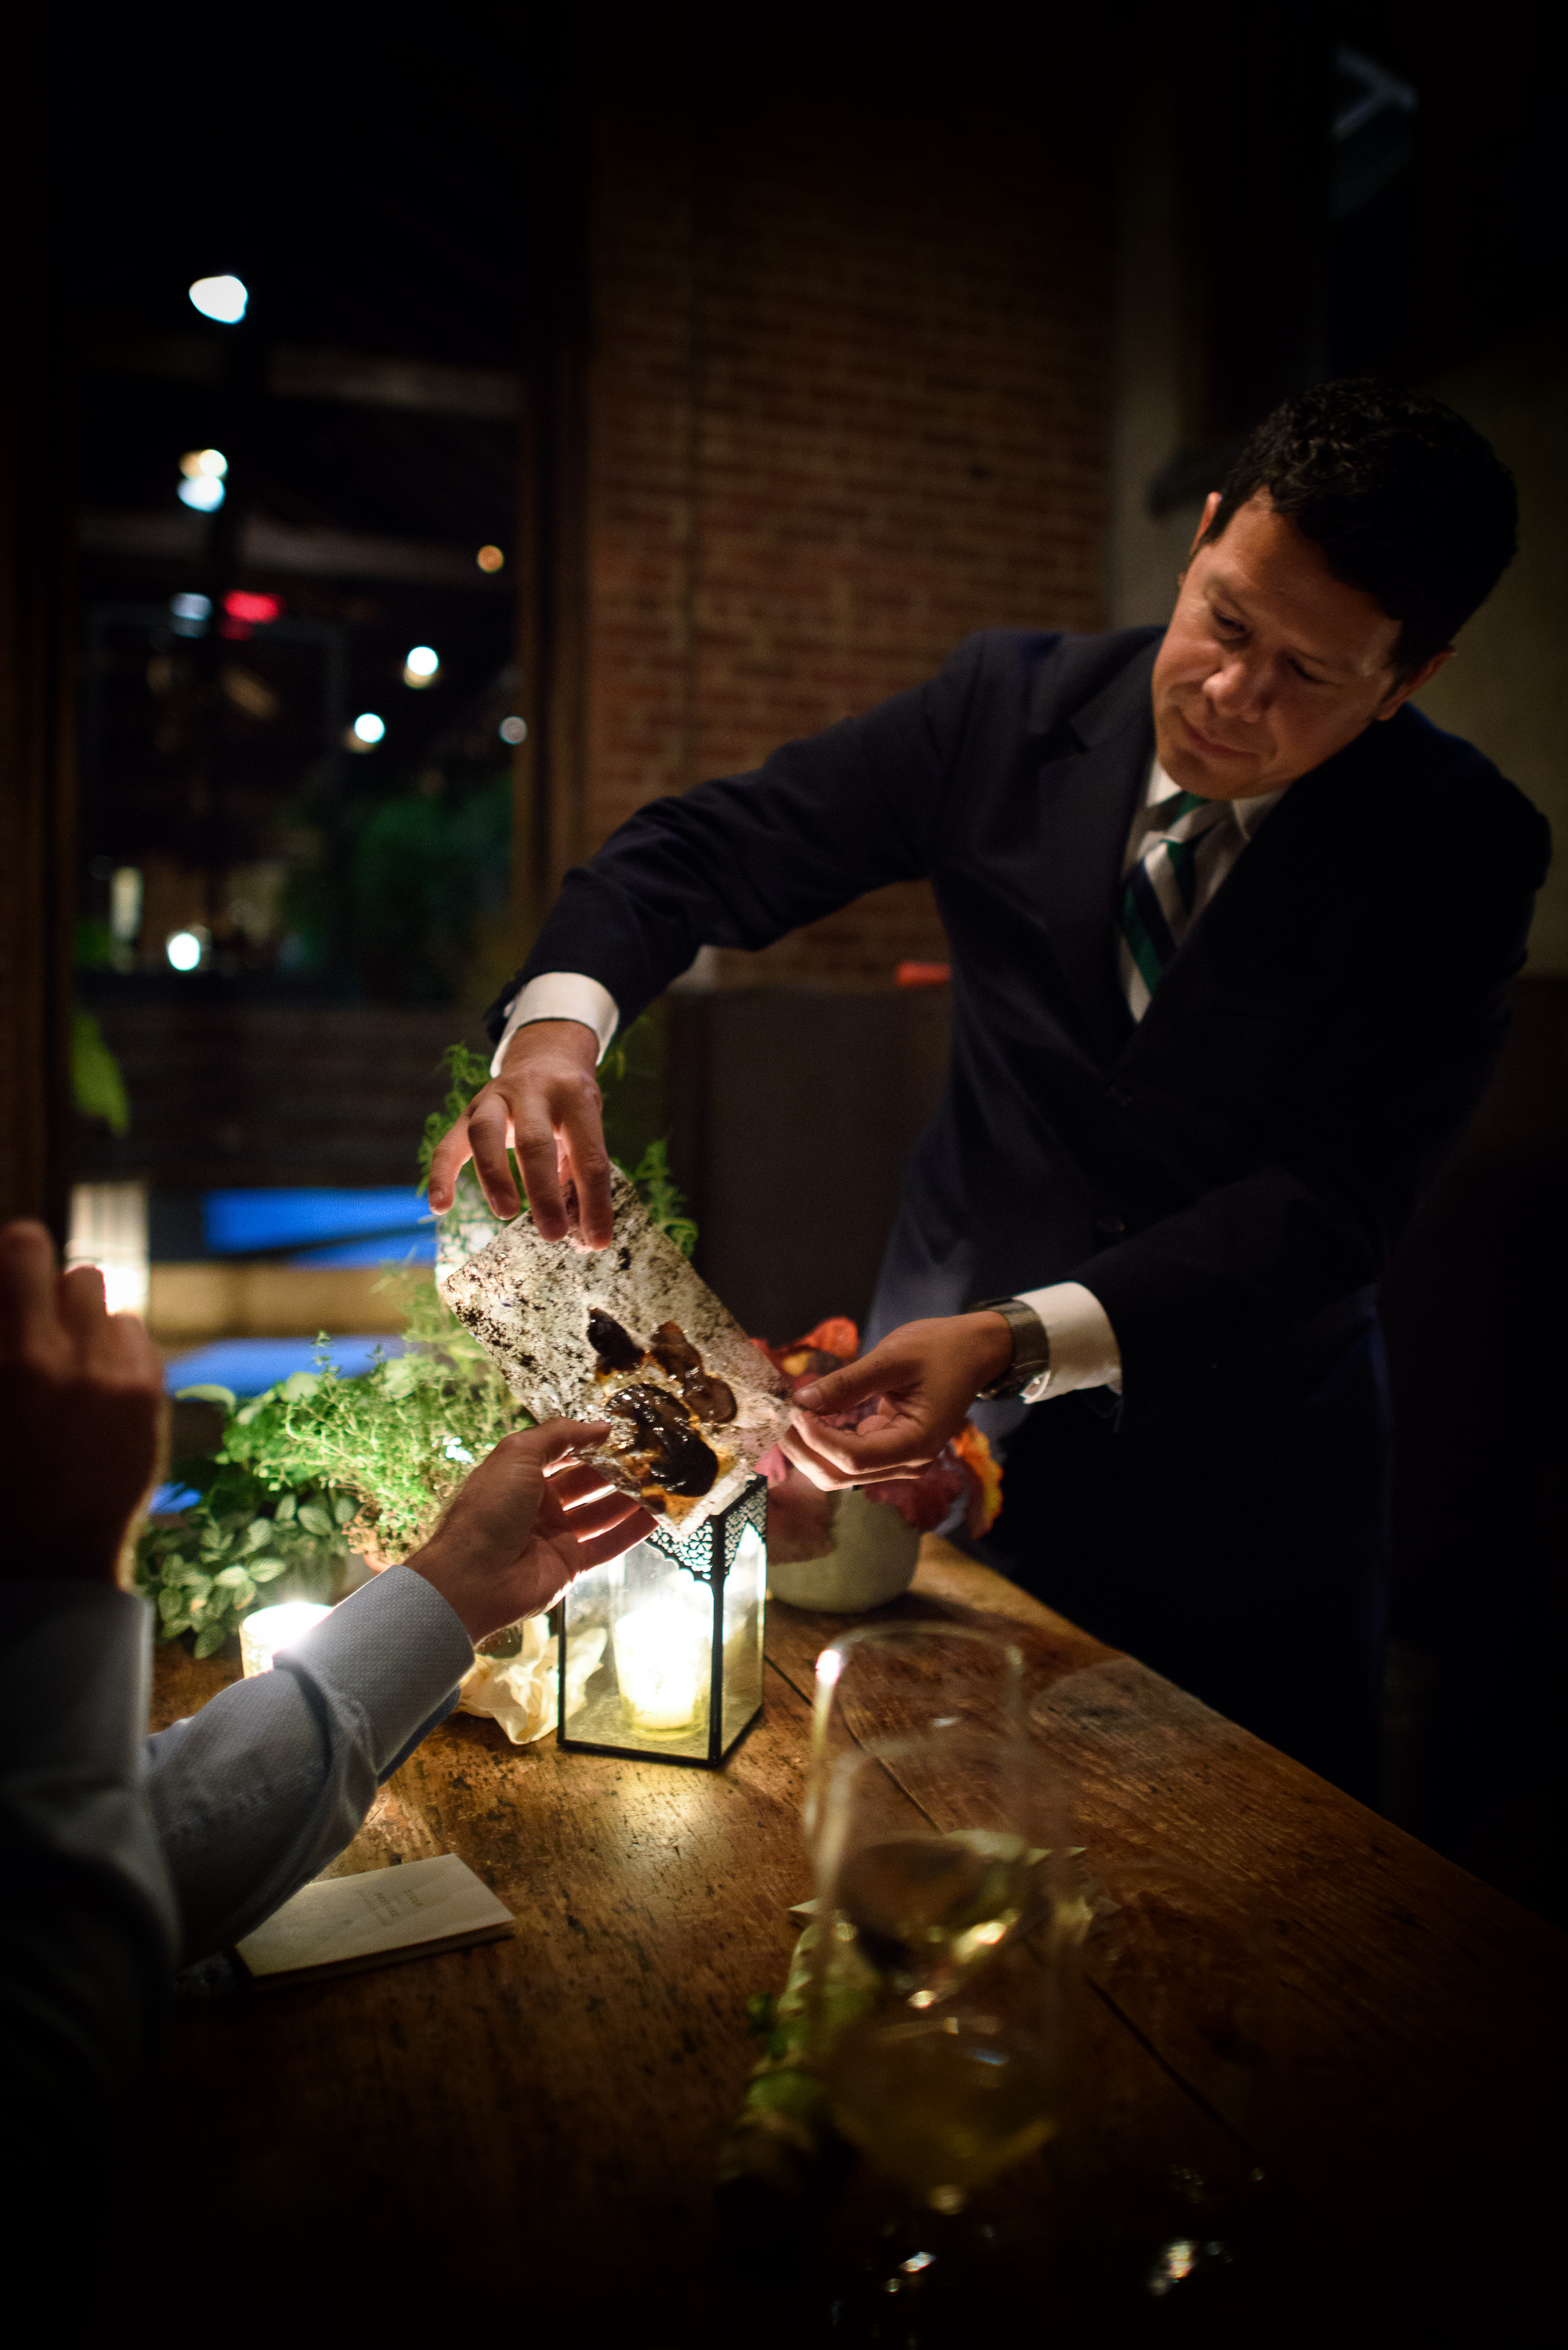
278;1564;475;1777
1013;1281;1123;1404
490;973;620;1074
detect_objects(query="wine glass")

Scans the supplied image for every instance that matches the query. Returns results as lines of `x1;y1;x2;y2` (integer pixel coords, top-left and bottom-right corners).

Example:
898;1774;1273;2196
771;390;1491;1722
811;1727;1060;2011
806;1726;1071;2330
804;1619;1028;1855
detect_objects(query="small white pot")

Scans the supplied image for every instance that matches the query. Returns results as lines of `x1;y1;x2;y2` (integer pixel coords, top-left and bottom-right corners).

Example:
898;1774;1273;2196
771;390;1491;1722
765;1486;920;1612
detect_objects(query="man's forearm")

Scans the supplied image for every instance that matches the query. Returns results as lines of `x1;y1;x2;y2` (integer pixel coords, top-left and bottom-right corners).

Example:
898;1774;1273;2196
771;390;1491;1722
146;1566;472;1961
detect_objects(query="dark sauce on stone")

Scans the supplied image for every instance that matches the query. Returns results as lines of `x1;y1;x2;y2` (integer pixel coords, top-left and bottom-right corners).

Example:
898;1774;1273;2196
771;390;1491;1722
606;1382;719;1498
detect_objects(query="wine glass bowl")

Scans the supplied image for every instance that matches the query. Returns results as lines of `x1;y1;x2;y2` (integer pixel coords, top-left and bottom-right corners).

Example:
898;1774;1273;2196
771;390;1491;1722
815;1730;1058;2007
826;1956;1064;2216
805;1619;1028;1851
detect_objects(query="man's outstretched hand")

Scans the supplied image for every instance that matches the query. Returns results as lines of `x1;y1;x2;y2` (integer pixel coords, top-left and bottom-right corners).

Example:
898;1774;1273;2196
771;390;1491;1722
407;1420;654;1645
779;1312;1012;1491
0;1220;166;1586
426;1019;616;1249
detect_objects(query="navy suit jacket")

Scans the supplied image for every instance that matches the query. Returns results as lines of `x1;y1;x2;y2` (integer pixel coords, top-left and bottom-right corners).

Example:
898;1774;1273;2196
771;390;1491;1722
493;628;1550;1405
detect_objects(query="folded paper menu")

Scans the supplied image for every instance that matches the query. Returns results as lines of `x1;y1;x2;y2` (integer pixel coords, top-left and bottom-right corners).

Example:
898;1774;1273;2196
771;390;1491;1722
233;1853;515;1988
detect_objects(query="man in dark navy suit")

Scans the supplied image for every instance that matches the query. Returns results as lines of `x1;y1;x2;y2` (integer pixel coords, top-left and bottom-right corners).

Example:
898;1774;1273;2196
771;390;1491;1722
431;381;1549;1796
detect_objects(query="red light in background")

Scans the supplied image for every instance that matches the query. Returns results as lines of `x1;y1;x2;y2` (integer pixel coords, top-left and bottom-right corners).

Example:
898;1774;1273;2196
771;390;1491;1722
224;591;283;624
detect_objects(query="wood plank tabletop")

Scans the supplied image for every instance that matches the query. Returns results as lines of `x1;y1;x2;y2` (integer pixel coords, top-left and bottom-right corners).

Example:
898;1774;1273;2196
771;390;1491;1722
136;1541;1566;2345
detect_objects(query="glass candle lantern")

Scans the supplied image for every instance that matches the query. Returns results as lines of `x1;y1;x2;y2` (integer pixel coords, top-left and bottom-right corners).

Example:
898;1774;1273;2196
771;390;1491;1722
558;1474;766;1766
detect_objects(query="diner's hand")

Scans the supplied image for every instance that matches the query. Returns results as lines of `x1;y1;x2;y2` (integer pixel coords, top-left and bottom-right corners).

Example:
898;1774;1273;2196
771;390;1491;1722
407;1420;653;1645
0;1219;166;1585
426;1018;616;1249
780;1312;1012;1491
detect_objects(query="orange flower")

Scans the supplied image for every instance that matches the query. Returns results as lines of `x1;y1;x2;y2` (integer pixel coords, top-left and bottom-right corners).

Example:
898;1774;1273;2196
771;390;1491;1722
952;1420;1004;1538
793;1316;859;1362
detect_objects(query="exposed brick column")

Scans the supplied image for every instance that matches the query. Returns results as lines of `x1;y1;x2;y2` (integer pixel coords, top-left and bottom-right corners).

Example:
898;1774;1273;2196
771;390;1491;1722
584;9;1114;985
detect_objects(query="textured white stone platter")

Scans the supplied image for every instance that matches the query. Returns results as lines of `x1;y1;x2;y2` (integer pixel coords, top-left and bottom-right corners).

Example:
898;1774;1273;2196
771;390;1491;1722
437;1167;790;1528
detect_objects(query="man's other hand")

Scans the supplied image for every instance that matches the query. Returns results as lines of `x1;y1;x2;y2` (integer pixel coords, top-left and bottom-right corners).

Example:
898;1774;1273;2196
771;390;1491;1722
0;1220;166;1586
407;1420;654;1646
426;1019;615;1249
780;1312;1012;1491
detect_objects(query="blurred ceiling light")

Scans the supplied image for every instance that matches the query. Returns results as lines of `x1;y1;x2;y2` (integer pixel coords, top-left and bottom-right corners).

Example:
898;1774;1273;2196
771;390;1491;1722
499;715;528;745
403;645;440;688
181;448;229;479
189;274;248;324
166;927;208;972
178;474;226;512
475;544;505;573
349;712;386;749
171;591;211;620
225;589;281;624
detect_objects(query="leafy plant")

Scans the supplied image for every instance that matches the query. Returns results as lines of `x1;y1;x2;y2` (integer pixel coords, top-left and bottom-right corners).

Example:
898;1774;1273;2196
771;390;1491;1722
72;1008;129;1135
219;1317;524;1563
134;1444;358;1658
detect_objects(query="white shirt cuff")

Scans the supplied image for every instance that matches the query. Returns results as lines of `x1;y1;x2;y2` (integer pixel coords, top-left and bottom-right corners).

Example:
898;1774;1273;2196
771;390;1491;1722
490;973;620;1074
1013;1281;1122;1403
283;1564;475;1773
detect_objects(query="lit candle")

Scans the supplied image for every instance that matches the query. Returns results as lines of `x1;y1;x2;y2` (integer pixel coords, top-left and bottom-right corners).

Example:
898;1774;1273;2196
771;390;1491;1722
612;1594;710;1733
240;1601;332;1678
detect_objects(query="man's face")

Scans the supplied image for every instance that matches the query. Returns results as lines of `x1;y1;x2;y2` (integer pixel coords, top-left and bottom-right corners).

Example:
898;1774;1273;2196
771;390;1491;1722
1150;490;1450;801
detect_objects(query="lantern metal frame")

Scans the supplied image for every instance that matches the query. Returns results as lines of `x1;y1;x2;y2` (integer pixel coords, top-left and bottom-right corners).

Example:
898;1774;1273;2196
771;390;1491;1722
556;1473;767;1768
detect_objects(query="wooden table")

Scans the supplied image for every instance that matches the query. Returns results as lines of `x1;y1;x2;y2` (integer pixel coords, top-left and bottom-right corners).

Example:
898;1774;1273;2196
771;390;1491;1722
140;1543;1566;2344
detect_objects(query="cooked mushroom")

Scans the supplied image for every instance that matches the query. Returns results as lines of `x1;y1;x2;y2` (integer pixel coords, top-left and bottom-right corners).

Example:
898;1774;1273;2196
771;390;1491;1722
587;1308;645;1375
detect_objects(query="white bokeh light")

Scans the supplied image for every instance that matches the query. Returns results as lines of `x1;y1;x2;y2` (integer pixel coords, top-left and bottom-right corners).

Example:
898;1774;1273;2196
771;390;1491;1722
404;645;439;678
351;712;386;746
189;274;248;324
166;930;204;971
178;475;225;512
499;715;528;745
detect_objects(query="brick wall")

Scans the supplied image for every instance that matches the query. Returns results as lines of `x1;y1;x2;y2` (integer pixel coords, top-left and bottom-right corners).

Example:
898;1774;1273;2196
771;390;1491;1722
581;9;1114;985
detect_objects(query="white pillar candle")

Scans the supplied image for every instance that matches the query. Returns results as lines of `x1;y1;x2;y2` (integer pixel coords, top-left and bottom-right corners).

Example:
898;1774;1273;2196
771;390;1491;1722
240;1601;332;1678
612;1594;710;1733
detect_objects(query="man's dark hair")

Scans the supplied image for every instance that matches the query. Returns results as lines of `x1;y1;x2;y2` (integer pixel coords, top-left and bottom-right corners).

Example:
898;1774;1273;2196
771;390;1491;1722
1201;380;1517;677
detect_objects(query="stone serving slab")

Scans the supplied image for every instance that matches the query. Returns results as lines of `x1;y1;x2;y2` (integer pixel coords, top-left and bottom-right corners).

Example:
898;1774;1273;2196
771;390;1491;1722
437;1167;790;1528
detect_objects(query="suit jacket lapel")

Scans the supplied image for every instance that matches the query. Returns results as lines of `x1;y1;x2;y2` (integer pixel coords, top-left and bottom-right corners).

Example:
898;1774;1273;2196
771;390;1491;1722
1031;640;1156;1065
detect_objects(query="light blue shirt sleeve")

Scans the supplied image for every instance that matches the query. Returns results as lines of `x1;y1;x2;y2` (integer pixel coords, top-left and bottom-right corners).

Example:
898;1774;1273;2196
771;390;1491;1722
1;1585;179;2150
146;1565;474;1963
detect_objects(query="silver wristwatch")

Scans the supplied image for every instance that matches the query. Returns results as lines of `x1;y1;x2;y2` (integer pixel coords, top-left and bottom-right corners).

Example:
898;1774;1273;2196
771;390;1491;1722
972;1296;1051;1401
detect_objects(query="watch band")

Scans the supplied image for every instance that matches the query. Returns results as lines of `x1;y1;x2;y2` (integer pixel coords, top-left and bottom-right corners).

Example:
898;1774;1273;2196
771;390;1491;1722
972;1296;1052;1401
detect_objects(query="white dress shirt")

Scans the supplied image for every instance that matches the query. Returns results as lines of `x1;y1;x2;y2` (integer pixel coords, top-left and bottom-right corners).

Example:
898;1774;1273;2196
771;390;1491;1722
489;757;1287;1402
144;1564;474;1962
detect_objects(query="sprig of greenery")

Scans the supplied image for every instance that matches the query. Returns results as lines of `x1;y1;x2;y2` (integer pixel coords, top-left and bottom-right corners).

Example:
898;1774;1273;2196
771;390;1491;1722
627;1137;697;1258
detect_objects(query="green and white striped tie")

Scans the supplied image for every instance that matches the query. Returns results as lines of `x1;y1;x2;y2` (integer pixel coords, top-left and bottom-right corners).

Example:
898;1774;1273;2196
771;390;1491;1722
1119;789;1231;1019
